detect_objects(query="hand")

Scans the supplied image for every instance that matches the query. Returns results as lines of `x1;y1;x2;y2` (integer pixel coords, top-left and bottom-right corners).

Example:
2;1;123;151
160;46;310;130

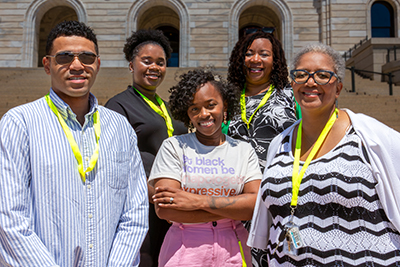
152;186;202;211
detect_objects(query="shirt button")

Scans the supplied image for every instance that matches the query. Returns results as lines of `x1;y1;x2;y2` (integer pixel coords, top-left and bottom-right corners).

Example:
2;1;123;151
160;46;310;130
87;185;91;189
89;244;93;249
85;156;89;161
89;214;93;219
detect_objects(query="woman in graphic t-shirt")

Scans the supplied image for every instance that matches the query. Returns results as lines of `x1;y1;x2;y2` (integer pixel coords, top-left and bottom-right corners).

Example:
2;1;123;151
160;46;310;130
148;69;262;267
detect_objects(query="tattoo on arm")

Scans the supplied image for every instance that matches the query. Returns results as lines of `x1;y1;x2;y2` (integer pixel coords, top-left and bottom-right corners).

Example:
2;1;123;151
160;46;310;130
208;195;246;210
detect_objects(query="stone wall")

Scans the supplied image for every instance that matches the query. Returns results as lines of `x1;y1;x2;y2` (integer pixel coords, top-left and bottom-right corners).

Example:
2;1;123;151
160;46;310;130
1;0;398;68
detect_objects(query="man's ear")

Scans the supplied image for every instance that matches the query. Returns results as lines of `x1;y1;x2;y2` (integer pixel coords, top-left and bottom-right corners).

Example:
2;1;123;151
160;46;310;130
43;56;51;75
96;56;101;74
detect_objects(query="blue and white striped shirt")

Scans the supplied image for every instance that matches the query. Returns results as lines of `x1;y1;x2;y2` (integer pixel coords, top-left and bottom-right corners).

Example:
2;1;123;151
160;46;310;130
0;89;149;266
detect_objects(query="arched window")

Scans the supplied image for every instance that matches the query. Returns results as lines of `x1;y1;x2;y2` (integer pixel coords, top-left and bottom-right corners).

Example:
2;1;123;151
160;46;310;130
238;6;280;40
38;6;78;66
230;0;293;65
137;5;180;67
156;26;179;67
239;26;276;39
371;1;395;37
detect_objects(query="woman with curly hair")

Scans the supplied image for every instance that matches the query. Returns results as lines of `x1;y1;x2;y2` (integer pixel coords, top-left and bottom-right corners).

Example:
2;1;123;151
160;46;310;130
227;29;300;267
105;29;187;267
148;69;262;266
226;30;299;173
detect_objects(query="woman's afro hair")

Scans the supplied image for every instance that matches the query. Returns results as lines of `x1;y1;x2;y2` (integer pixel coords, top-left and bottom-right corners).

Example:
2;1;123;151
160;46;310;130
123;29;172;62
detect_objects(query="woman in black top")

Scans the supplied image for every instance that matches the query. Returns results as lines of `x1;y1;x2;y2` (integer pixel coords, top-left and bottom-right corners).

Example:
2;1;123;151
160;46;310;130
105;29;186;267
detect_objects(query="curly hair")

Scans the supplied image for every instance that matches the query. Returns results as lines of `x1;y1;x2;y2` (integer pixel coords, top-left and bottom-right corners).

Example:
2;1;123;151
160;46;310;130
123;29;172;62
46;20;98;55
169;68;241;129
228;31;288;91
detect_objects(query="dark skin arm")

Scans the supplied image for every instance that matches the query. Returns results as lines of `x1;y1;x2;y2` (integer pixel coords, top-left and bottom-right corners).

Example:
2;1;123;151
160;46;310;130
153;178;261;223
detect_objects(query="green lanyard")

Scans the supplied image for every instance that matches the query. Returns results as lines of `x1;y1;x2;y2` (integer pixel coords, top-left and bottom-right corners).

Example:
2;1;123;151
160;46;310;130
291;108;338;207
45;94;100;183
240;84;274;129
134;87;174;137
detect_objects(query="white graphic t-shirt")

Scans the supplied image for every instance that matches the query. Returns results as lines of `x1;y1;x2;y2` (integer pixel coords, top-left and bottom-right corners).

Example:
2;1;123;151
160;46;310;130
149;133;262;196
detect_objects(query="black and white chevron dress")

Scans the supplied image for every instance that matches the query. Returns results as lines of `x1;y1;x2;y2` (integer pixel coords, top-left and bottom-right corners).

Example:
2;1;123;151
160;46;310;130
255;126;400;267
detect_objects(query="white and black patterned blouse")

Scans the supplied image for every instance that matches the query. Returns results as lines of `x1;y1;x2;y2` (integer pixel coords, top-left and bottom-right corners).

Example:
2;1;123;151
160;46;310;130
256;126;400;267
227;86;297;172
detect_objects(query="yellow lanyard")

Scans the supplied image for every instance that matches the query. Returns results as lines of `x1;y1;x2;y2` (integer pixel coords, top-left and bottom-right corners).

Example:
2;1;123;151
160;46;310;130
45;94;100;183
240;84;274;129
134;87;174;137
291;108;338;207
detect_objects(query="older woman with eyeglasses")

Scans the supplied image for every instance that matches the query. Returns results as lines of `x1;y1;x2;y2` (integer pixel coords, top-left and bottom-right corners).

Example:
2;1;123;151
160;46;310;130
248;43;400;266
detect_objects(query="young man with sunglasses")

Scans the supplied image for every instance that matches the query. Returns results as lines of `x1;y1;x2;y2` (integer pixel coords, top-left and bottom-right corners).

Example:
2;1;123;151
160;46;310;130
0;21;148;266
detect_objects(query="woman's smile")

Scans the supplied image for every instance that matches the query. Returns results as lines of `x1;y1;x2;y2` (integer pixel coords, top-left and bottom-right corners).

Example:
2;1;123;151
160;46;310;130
187;82;226;146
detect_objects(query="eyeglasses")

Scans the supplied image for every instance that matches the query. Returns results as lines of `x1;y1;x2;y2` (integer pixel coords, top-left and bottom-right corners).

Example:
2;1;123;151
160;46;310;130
245;27;275;35
46;51;98;65
290;69;339;85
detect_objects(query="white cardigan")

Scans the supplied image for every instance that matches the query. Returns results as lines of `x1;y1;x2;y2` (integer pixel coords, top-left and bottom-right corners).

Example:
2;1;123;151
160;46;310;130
247;109;400;249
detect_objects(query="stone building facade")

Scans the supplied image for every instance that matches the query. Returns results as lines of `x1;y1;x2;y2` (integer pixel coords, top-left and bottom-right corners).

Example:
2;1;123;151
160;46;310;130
1;0;399;69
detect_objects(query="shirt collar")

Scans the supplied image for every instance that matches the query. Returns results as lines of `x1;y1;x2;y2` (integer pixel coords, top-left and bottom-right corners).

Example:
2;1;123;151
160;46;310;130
48;88;98;121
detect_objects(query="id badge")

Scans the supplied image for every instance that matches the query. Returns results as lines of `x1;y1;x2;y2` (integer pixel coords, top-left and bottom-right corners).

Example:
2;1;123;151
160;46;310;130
283;222;303;256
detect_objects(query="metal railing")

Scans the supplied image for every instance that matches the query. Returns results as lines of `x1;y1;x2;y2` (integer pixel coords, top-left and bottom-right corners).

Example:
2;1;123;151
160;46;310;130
347;66;394;95
386;46;400;63
343;36;369;61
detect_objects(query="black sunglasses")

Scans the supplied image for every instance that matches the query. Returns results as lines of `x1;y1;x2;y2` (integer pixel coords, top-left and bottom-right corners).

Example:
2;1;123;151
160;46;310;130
245;27;275;35
46;51;98;65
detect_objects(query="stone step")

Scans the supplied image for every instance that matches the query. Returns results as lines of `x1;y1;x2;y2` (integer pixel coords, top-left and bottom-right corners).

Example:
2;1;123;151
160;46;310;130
338;95;400;131
1;67;399;132
342;69;400;96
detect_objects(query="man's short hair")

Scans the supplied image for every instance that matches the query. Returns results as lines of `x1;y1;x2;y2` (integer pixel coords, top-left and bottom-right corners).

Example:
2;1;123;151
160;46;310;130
46;20;99;55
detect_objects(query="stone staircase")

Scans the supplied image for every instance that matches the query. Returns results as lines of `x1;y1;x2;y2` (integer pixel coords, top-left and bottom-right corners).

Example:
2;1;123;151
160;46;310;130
1;67;400;131
338;69;400;131
341;69;400;96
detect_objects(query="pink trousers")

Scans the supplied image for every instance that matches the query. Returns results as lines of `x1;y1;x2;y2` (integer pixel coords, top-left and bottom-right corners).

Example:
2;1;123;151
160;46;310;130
158;219;251;267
